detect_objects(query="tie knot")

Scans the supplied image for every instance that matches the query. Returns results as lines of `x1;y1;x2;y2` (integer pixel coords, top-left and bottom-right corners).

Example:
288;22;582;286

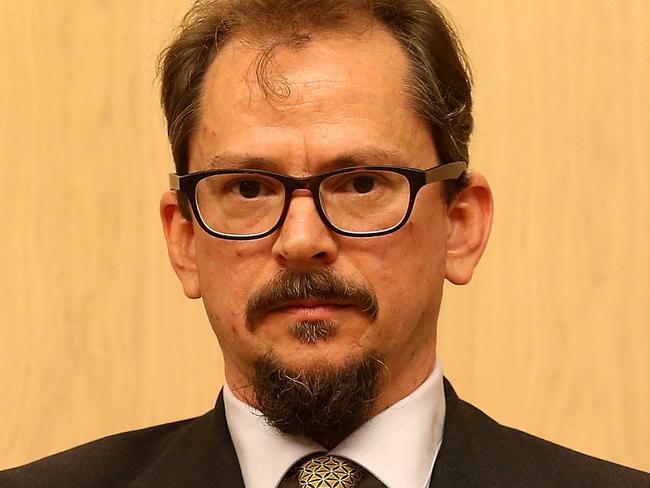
297;454;363;488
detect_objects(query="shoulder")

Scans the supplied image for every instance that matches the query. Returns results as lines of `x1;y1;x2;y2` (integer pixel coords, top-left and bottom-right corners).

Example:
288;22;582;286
0;395;243;488
0;415;202;487
437;378;650;488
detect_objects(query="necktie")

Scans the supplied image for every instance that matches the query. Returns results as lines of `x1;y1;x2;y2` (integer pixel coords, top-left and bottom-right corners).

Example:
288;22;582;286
296;454;363;488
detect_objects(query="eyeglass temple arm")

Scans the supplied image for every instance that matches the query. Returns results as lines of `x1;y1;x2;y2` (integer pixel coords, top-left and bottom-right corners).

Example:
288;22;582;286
424;161;468;184
169;173;180;190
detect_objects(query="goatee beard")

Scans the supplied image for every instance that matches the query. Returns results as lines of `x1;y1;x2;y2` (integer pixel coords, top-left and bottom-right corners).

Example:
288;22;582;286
251;351;385;448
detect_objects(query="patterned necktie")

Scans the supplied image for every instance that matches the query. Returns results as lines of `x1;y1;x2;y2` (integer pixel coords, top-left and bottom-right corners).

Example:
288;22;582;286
296;454;363;488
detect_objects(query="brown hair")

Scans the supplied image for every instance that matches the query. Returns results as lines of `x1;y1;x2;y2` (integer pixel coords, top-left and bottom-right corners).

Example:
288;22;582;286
158;0;472;210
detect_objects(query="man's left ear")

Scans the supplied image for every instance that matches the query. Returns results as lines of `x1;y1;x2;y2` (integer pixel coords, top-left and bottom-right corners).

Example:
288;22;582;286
445;172;493;285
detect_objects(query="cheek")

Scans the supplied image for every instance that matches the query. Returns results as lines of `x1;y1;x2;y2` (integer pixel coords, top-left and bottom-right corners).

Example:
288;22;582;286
354;215;447;336
194;235;271;328
374;216;446;279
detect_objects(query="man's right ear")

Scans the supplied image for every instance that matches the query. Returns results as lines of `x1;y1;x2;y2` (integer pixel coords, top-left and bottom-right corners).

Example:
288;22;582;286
160;191;201;299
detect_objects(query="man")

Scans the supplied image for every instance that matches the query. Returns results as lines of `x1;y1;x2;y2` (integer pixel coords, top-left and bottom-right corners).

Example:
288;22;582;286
1;0;648;486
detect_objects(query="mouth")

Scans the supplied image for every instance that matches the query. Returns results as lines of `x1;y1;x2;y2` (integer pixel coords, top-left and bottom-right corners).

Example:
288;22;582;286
266;299;355;320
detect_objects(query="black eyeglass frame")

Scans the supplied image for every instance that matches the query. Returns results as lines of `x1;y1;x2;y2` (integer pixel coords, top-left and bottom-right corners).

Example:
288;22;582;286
169;161;468;240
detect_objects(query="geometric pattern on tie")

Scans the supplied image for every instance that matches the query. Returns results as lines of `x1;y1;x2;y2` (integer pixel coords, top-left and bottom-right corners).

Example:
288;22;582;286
297;454;363;488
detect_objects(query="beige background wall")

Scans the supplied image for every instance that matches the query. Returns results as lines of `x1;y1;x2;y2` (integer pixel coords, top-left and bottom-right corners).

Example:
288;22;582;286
1;0;648;473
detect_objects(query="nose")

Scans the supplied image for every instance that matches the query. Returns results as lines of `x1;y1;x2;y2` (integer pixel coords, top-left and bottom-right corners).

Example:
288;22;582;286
271;190;339;270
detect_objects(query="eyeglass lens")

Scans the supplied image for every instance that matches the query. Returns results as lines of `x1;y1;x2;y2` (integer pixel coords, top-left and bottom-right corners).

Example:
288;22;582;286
194;169;412;237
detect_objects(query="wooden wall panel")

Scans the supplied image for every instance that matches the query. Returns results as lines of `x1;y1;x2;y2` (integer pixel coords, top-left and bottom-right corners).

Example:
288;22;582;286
441;0;650;471
1;0;648;473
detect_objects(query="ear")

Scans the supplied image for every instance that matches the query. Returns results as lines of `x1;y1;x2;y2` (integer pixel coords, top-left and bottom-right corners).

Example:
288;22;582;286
160;191;201;299
445;172;493;285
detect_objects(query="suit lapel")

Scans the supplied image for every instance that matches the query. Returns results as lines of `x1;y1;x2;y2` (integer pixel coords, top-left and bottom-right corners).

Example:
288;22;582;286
134;391;245;487
428;379;479;488
198;391;246;487
429;458;474;488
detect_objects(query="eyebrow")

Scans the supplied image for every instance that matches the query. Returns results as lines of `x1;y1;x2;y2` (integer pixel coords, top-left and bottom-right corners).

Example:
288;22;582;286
327;148;409;170
206;153;279;171
204;147;410;173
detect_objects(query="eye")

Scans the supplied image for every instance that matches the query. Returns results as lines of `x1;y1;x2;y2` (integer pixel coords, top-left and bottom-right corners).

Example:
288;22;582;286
321;170;397;199
237;180;262;198
223;176;280;199
351;175;376;194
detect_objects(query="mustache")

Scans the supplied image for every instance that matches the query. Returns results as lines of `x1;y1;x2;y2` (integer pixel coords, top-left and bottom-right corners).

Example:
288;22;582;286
245;268;378;330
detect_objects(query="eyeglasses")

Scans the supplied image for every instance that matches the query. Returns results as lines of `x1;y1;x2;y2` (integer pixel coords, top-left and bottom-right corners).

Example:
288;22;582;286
169;161;467;240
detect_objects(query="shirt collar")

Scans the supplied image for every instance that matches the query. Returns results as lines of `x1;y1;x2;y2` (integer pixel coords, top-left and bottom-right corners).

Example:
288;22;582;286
224;359;446;488
223;385;323;488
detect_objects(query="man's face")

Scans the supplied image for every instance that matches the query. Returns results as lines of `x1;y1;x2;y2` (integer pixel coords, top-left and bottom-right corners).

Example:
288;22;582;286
173;26;459;410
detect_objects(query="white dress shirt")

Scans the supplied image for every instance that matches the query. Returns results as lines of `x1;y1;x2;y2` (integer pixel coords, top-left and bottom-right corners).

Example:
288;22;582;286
223;359;446;488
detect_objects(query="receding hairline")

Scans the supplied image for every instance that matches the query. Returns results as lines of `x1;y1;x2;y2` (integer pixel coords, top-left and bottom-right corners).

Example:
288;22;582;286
204;17;410;91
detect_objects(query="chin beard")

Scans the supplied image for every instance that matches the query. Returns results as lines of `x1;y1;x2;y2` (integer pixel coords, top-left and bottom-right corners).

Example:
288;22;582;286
251;350;385;446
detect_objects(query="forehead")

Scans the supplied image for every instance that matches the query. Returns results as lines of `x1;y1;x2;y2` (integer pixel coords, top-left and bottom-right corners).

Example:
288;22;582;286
190;24;436;173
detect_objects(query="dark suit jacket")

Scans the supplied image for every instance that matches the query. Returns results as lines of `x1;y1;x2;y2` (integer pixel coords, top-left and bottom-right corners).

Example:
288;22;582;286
1;380;649;487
